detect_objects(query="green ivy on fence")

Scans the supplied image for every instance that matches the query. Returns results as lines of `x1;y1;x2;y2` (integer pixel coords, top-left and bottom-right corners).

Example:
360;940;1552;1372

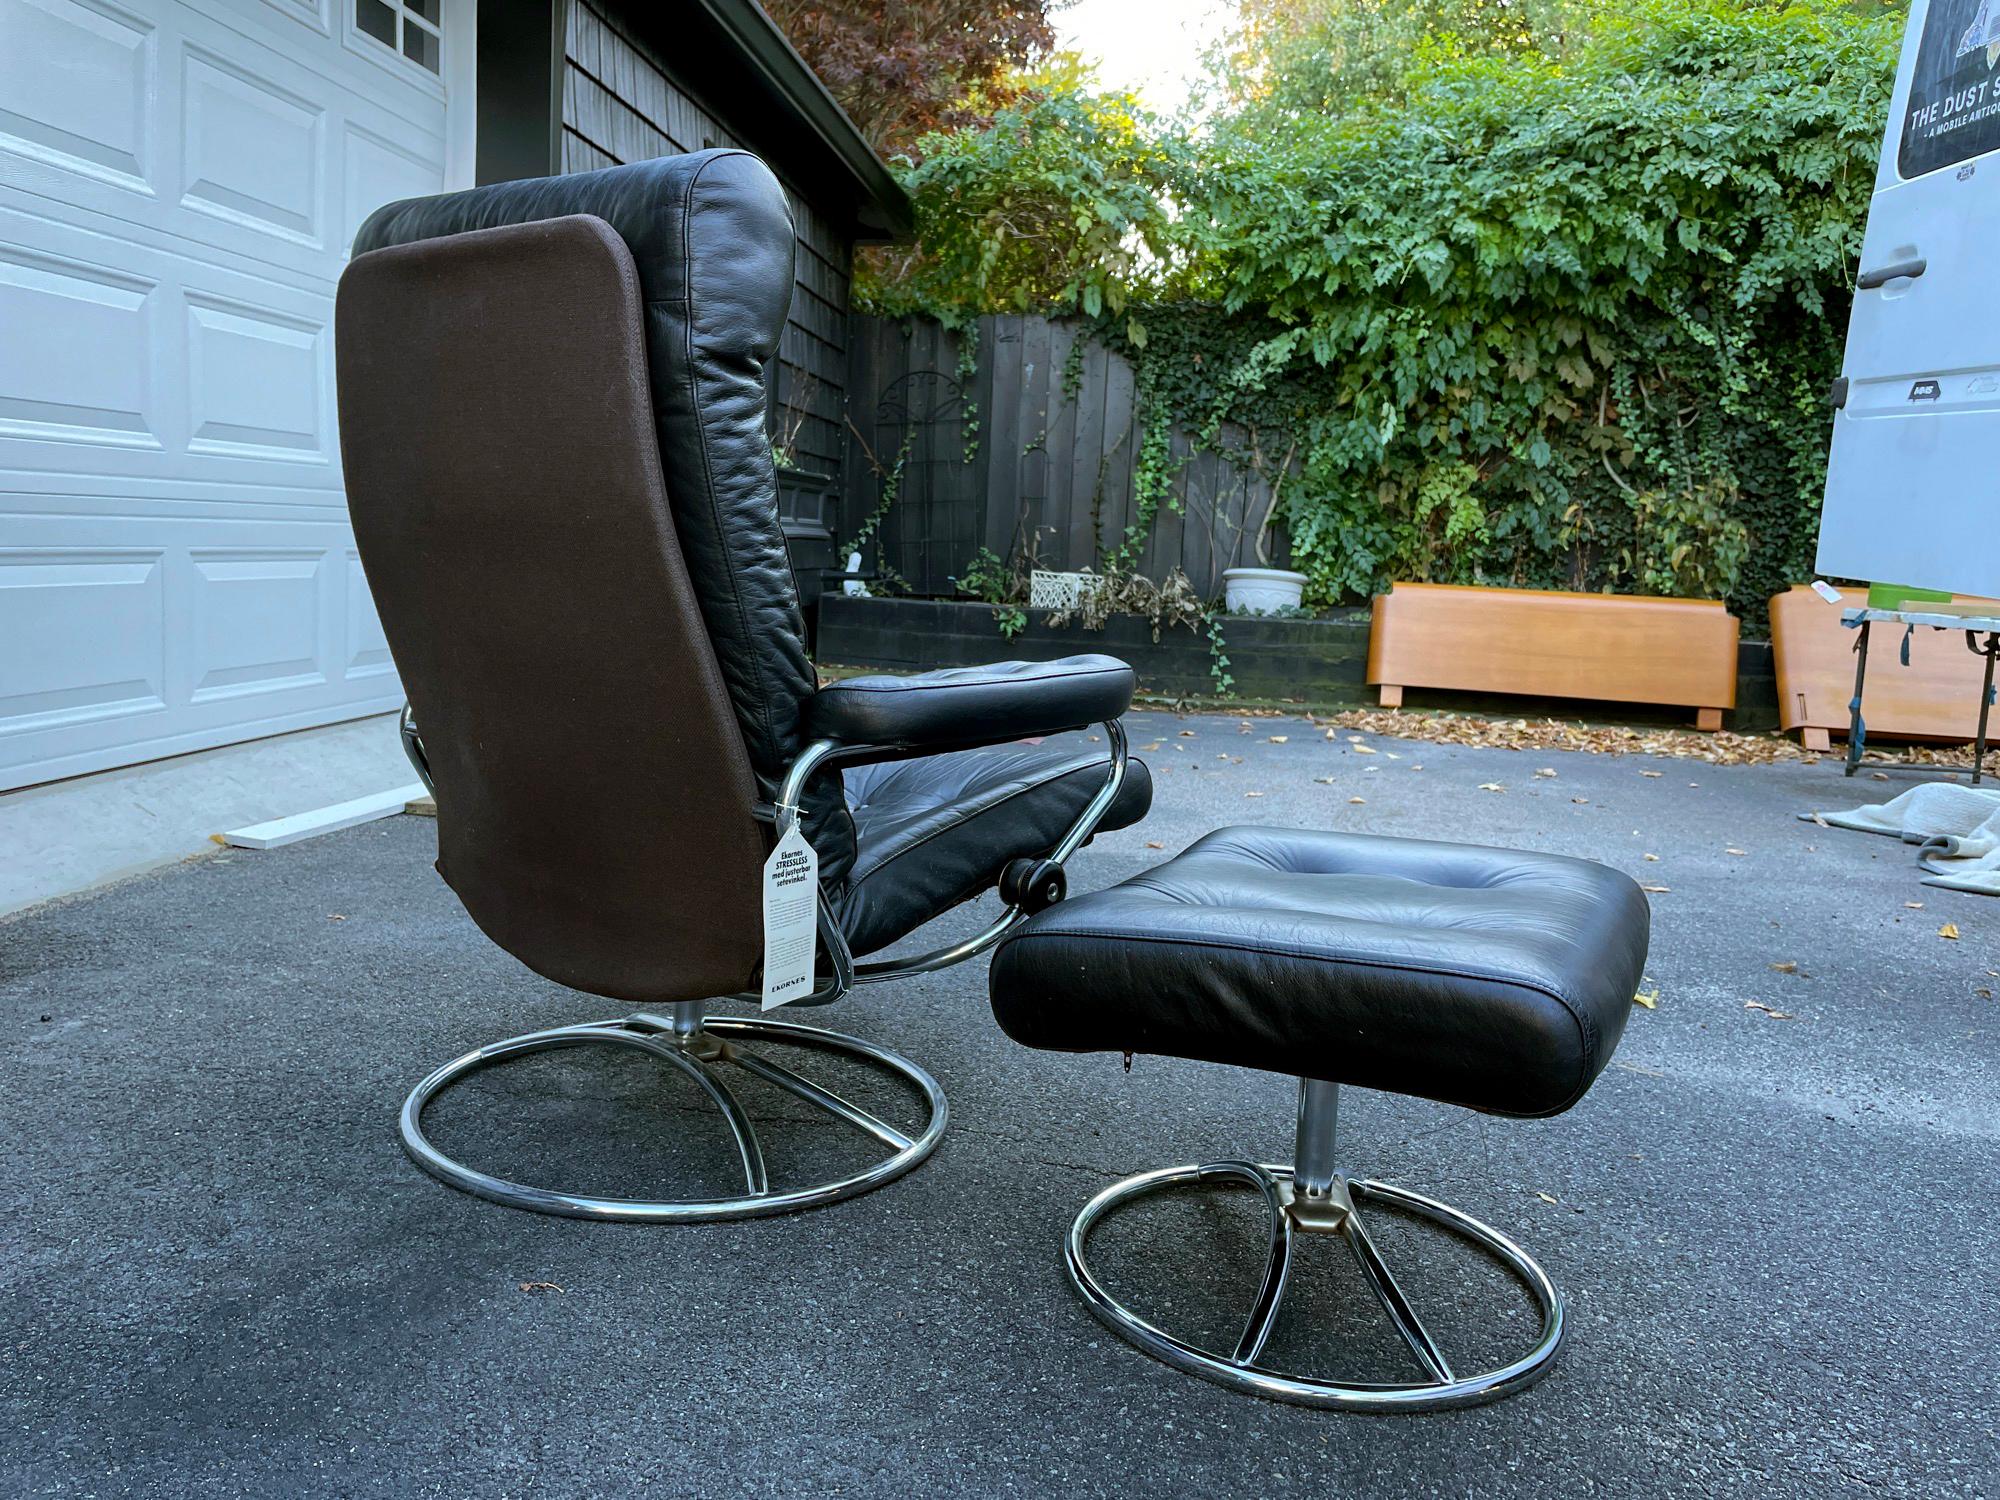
857;0;1902;631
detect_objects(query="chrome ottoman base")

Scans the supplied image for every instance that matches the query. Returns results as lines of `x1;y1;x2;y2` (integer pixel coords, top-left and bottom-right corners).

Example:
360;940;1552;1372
401;1001;946;1223
1066;1079;1563;1412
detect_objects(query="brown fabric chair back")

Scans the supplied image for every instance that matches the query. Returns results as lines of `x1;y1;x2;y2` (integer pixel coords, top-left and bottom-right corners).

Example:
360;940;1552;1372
353;152;856;891
336;214;765;1004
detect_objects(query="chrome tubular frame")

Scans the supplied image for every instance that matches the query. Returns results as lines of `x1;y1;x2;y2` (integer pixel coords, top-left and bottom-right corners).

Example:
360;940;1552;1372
399;703;433;794
777;717;1129;995
1066;1079;1566;1411
396;706;1126;1222
400;999;947;1222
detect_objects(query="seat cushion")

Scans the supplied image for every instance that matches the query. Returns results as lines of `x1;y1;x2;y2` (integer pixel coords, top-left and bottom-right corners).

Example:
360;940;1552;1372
838;739;1153;958
988;826;1650;1117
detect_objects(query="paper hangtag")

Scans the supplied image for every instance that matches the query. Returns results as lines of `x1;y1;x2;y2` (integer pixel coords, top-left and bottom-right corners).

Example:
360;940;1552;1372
760;822;819;1009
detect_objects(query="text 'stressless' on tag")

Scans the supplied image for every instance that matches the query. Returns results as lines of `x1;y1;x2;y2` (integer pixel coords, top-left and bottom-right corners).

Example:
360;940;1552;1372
761;823;818;1008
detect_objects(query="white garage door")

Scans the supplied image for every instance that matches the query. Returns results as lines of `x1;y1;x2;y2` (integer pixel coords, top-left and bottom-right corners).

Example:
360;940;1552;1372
0;0;457;791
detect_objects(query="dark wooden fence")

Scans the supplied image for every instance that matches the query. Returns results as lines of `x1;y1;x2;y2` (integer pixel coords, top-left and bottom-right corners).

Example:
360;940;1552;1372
841;314;1287;598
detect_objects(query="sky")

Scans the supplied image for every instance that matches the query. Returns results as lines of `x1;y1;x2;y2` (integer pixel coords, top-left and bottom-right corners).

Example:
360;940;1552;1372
1053;0;1238;116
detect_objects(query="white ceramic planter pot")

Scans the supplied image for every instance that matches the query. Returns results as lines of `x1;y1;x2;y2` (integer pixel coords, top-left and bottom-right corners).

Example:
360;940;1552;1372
1222;567;1308;616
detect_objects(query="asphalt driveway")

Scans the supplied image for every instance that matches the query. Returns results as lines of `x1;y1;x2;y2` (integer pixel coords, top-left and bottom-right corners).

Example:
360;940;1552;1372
3;711;1994;1498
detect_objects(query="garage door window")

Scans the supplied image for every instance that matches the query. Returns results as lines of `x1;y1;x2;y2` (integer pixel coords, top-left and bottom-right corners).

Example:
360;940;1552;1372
358;0;443;75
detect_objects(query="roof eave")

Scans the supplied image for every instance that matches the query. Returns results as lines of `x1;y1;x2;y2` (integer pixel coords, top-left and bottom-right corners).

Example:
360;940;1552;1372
691;0;913;239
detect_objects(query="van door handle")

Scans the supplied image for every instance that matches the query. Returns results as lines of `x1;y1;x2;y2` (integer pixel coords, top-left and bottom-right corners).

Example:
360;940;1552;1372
1856;258;1926;290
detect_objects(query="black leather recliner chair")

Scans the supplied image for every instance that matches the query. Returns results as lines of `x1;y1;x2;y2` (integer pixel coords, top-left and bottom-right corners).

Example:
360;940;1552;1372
335;150;1151;1222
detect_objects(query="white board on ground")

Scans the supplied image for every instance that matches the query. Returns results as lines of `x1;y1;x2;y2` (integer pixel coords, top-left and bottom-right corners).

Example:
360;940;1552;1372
220;784;428;850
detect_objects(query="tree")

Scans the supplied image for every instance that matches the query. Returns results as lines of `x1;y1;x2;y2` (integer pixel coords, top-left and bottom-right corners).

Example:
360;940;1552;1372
857;77;1178;327
1207;0;1590;118
763;0;1057;154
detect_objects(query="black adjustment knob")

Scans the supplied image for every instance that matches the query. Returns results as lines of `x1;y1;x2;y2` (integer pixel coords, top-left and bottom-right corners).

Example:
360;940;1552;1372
1000;857;1066;913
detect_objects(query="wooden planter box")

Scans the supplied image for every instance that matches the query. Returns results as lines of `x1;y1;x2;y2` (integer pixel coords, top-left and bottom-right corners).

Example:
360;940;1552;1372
1769;584;1999;750
1367;583;1740;729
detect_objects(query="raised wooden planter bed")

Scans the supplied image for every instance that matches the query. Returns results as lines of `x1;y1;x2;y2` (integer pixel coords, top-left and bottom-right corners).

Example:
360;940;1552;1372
1769;584;2000;751
815;593;1779;724
816;595;1374;703
1367;583;1740;730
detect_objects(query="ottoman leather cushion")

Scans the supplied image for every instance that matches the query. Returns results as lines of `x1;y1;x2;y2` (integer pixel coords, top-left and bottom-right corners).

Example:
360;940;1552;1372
989;826;1650;1118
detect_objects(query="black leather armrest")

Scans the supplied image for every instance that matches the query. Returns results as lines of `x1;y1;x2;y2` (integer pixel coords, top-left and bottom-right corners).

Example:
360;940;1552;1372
807;656;1135;753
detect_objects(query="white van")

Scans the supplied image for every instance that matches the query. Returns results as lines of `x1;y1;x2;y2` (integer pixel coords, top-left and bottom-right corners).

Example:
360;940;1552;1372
1818;0;2000;599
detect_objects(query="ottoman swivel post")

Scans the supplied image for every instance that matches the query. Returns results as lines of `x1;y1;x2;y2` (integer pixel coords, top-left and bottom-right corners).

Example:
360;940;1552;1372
1291;1078;1340;1197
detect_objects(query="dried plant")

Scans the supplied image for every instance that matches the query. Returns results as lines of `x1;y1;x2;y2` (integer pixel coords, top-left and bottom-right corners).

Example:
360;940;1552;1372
1048;566;1208;644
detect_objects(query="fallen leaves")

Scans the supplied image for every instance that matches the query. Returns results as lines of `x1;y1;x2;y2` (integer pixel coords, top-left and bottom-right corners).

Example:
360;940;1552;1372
1313;776;1337;785
1770;961;1798;974
1534;767;1558;779
1725;848;1748;857
1744;1001;1797;1020
1306;710;1787;765
1145;840;1164;849
1301;707;2000;774
1632;985;1659;1009
518;1281;565;1294
1905;902;1925;910
1571;796;1590;805
1940;923;1961;941
1348;796;1366;804
1479;782;1506;793
1244;791;1265;798
1268;735;1289;744
1640;884;1670;893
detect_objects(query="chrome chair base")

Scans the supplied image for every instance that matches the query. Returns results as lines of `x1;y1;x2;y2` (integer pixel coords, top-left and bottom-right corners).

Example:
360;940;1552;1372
1066;1082;1564;1411
401;1008;947;1222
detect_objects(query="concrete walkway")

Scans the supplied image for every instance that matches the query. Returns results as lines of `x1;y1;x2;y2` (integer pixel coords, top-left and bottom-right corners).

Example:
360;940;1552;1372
2;712;1993;1497
0;712;411;918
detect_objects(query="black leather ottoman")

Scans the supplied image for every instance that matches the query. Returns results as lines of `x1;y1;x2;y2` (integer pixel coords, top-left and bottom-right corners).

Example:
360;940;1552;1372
989;826;1651;1410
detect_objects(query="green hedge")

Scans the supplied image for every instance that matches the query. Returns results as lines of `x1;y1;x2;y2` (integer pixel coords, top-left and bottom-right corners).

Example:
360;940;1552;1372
860;0;1902;628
